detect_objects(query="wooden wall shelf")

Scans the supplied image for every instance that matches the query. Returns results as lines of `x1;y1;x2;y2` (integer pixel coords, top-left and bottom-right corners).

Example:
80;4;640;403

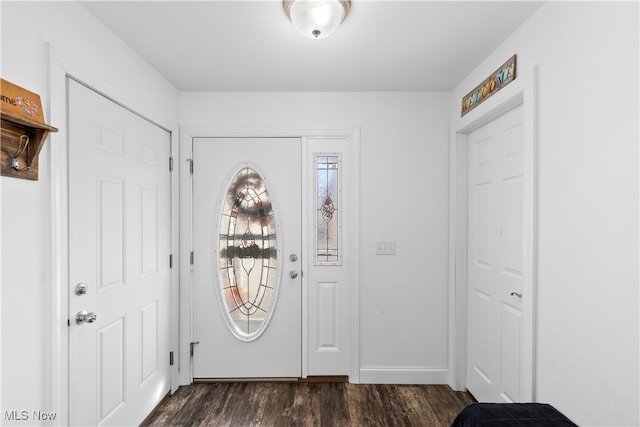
1;109;58;181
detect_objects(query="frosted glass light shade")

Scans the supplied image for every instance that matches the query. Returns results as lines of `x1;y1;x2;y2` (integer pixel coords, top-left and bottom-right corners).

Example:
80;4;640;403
284;0;351;39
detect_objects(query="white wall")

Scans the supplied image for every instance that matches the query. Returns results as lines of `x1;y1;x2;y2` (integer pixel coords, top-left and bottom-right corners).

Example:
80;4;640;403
4;0;636;425
1;2;179;425
450;2;639;425
180;91;452;382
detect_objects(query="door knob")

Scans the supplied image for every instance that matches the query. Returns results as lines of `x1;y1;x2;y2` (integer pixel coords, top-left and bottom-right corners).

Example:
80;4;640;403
76;310;97;325
290;270;298;279
510;292;522;299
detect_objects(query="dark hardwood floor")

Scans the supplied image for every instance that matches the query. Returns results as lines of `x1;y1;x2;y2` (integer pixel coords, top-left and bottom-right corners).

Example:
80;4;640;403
141;382;476;426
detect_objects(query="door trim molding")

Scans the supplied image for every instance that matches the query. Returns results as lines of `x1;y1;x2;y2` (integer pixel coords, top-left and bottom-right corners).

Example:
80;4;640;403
448;66;538;399
179;127;361;385
48;44;69;427
48;44;179;425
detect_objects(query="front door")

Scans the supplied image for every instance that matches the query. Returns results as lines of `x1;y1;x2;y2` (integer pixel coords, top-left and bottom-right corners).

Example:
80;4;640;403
193;137;302;378
466;104;527;402
68;79;171;425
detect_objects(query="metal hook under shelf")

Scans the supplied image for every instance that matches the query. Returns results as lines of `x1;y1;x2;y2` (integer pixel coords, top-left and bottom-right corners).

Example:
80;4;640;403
4;134;31;172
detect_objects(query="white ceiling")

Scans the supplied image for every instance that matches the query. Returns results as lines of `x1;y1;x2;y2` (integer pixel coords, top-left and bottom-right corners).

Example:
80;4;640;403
80;0;544;92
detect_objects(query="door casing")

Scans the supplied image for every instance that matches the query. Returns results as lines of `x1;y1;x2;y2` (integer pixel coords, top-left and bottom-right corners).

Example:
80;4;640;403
448;66;538;399
48;46;180;425
179;128;361;385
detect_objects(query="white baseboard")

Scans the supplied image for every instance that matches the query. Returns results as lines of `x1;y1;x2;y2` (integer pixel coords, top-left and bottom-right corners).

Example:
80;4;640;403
359;367;449;384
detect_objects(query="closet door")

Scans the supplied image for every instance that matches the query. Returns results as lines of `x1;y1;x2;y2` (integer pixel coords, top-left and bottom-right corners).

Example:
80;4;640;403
68;78;171;426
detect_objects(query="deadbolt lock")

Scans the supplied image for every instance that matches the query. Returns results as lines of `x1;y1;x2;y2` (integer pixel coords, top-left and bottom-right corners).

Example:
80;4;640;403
76;282;88;295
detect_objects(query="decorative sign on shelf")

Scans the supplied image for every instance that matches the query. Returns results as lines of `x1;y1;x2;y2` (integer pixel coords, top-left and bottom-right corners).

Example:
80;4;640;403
0;78;45;123
461;55;516;117
1;78;57;180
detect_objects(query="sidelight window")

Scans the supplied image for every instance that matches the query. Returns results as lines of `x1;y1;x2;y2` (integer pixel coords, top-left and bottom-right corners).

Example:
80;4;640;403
315;154;341;265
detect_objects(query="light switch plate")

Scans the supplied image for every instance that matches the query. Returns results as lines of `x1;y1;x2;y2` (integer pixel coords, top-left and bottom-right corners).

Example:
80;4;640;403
376;240;396;255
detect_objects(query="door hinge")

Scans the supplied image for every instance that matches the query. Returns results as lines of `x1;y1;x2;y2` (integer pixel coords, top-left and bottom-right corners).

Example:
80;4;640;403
190;251;194;265
169;254;174;269
189;158;193;174
190;341;200;357
67;319;70;327
169;156;174;172
169;351;174;366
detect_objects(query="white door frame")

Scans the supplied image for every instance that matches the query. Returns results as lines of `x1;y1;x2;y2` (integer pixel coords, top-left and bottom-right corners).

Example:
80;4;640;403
179;127;361;386
47;45;180;425
448;66;538;399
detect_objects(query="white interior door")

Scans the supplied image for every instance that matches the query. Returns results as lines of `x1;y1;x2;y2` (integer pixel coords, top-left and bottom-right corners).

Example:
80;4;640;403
467;104;526;402
68;79;171;425
193;137;302;379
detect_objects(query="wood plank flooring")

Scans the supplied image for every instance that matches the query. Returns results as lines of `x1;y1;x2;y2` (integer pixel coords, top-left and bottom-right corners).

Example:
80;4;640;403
141;382;476;426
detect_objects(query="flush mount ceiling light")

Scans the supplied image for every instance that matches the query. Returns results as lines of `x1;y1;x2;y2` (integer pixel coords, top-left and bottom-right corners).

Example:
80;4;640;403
283;0;351;39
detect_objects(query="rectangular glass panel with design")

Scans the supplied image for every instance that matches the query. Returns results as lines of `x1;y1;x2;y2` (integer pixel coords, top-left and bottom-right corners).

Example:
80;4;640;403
315;154;341;265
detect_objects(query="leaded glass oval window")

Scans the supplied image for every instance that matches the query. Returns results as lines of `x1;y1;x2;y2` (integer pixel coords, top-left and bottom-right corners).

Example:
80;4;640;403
216;164;279;341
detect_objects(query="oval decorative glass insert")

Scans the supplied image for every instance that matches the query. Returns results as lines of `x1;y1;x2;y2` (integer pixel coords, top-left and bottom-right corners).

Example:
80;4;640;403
217;165;279;340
